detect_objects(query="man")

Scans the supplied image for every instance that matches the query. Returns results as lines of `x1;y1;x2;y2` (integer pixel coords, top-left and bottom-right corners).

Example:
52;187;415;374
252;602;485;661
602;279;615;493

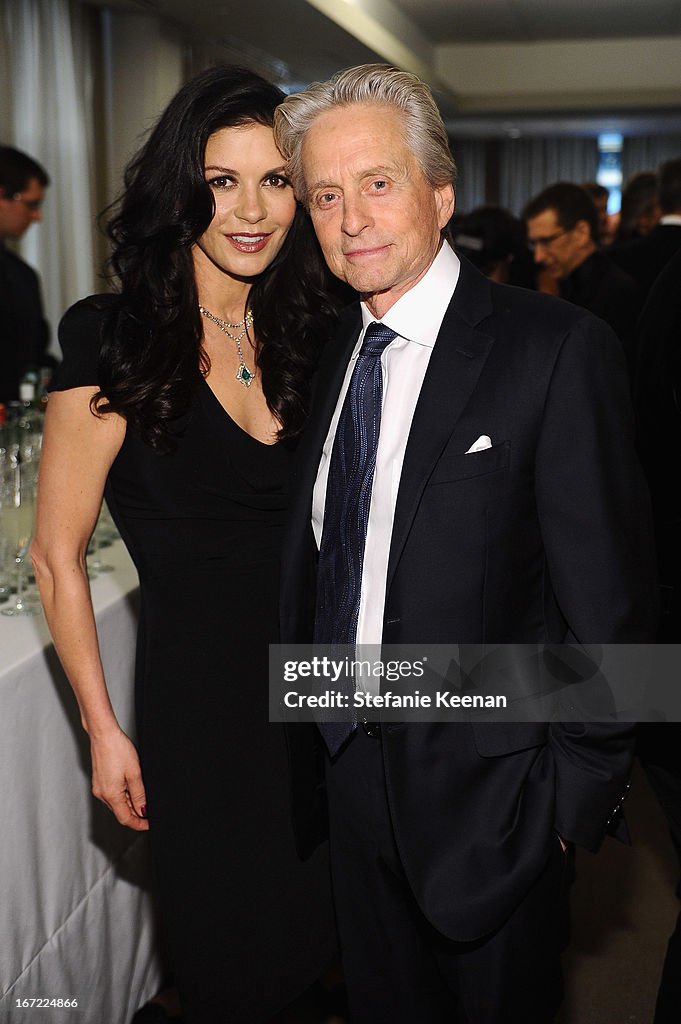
633;250;681;1022
0;145;51;403
525;182;640;360
274;65;656;1024
634;246;681;640
581;180;611;245
610;157;681;299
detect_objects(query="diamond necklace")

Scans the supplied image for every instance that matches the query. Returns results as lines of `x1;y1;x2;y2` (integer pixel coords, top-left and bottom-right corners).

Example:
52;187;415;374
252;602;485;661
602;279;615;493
199;304;256;388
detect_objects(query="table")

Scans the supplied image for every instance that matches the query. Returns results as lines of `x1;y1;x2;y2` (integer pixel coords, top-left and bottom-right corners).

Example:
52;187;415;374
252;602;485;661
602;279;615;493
0;541;163;1023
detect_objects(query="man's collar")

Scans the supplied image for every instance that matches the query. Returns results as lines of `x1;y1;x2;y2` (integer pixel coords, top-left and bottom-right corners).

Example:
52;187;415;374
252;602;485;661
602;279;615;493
360;241;460;348
559;249;601;295
562;246;600;282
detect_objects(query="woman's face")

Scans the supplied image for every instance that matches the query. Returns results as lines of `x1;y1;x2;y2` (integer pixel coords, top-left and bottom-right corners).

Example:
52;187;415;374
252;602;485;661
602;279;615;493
193;122;296;281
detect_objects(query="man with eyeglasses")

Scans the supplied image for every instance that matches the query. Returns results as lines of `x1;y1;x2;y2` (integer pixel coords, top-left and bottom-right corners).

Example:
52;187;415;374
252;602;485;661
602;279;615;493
524;182;640;366
0;145;52;403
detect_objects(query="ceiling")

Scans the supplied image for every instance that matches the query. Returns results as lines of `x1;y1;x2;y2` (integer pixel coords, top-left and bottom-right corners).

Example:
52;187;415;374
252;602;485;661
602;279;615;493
87;0;681;136
392;0;681;43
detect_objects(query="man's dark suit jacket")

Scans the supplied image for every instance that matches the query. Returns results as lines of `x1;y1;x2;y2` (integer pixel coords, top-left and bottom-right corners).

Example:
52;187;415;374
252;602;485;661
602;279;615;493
282;256;657;943
0;243;51;403
558;249;640;363
609;222;681;299
634;247;681;632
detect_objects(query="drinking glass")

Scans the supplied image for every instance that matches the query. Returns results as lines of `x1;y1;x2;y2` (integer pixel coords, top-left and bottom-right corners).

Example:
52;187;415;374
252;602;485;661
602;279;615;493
0;529;11;604
86;502;119;576
0;460;40;616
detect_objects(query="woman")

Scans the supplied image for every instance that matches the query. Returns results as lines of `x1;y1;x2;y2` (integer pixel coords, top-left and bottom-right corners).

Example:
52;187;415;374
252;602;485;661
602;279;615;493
32;66;339;1023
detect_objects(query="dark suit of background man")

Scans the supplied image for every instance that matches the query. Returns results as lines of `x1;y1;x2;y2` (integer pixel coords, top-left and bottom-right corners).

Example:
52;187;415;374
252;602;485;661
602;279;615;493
610;157;681;300
633;247;681;1023
524;181;640;364
274;65;657;1024
0;145;51;403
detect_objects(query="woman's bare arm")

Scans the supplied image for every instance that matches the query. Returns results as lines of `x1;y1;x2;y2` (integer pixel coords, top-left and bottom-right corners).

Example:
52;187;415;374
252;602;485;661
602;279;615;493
32;389;149;831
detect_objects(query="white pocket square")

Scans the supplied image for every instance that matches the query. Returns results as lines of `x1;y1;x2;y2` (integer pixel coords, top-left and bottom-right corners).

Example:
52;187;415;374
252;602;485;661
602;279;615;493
465;435;492;454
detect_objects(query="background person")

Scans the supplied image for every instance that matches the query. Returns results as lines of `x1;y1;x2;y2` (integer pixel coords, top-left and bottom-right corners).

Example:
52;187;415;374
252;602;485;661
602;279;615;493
610;170;660;247
581;180;611;245
524;181;640;361
633;247;681;1023
0;145;53;403
32;66;339;1024
610;157;681;298
452;204;535;287
633;246;681;640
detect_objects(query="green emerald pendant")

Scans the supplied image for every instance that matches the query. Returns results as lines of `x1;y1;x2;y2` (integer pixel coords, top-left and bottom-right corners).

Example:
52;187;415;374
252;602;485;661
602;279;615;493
236;364;254;387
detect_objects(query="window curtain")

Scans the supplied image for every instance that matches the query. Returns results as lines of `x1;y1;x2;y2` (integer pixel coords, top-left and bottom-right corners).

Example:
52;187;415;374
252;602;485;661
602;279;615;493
1;0;98;354
449;138;487;214
499;137;599;216
622;135;681;185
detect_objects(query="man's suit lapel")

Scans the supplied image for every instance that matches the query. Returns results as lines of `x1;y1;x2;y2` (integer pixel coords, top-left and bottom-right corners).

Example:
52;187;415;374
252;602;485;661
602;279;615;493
386;259;496;592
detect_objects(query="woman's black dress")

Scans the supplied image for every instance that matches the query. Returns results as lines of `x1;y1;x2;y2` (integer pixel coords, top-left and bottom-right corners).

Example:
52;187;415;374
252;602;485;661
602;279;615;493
52;299;336;1023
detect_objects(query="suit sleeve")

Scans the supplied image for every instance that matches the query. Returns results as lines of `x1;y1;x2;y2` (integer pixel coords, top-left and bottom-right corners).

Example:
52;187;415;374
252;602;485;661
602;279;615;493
534;312;658;849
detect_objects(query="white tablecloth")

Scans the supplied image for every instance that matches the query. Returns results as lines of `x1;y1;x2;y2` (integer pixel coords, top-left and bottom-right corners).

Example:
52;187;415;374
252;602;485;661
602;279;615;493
0;541;163;1023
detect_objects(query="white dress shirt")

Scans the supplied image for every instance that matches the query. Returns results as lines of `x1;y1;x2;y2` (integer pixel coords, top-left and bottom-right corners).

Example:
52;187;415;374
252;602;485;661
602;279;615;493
312;241;460;645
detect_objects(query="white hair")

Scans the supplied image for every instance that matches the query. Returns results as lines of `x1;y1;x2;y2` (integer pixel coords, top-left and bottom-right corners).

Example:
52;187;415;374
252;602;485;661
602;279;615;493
273;64;456;204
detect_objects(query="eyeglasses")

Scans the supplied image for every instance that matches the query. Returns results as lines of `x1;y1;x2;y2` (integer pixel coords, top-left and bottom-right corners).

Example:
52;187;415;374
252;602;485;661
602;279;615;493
527;229;569;251
11;193;43;211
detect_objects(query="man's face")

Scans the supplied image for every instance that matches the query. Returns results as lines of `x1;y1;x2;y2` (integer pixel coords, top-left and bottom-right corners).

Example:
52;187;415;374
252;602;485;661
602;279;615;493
0;176;45;242
300;103;454;318
526;208;592;279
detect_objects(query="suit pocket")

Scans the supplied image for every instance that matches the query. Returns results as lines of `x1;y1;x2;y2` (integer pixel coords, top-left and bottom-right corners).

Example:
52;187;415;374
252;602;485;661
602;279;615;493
427;440;510;485
472;721;547;757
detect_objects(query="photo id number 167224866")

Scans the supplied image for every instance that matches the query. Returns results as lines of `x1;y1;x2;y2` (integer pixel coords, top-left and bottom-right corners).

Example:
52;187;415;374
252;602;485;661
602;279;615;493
14;998;79;1008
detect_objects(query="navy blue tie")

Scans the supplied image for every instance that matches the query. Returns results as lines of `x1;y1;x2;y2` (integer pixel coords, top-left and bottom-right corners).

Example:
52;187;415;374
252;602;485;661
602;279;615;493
314;322;397;753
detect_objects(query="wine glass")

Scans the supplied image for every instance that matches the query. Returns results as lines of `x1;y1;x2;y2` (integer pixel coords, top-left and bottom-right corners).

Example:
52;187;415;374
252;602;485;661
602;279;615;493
0;528;11;604
0;459;40;616
86;503;118;576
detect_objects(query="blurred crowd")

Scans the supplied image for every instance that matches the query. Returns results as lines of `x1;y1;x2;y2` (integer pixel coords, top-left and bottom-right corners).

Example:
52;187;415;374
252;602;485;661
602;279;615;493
451;157;681;641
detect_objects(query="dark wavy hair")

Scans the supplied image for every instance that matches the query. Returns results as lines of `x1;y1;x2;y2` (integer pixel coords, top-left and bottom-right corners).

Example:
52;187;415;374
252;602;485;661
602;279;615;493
96;65;341;449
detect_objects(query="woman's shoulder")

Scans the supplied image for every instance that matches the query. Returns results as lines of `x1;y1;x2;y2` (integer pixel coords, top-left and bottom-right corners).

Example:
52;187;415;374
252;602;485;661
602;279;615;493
59;292;120;343
52;293;120;391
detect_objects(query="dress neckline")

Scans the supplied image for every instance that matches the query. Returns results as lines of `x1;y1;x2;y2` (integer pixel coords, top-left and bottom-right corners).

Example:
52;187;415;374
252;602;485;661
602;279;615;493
201;378;281;449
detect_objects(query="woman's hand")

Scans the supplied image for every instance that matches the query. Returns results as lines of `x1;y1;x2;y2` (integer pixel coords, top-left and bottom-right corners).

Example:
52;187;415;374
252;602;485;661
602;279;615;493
90;728;149;831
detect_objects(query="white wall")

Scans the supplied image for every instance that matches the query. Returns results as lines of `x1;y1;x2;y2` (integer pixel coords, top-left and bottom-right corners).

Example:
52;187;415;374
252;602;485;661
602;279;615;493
100;10;185;208
0;2;187;346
